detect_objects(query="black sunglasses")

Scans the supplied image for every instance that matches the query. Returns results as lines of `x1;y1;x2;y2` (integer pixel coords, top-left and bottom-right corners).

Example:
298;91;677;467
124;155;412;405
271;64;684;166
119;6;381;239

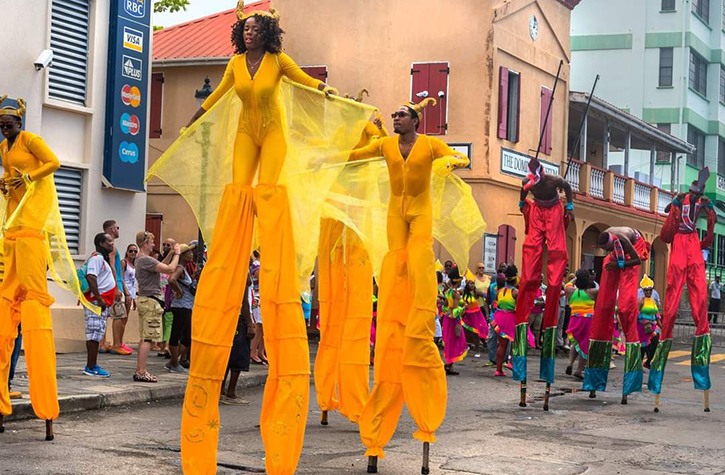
391;111;411;119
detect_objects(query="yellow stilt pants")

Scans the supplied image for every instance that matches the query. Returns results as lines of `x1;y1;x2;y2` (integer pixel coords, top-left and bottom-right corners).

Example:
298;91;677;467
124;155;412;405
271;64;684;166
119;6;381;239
181;185;255;474
256;184;310;475
0;231;59;422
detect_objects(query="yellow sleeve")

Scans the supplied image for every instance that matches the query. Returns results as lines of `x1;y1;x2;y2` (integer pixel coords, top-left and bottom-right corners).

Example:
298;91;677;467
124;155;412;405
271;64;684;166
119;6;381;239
430;137;469;166
349;138;383;162
201;57;236;111
26;135;61;181
1;144;9;181
277;53;323;90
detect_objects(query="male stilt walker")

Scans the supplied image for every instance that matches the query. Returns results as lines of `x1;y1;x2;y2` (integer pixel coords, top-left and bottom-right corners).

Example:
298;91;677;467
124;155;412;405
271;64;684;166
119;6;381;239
652;171;715;412
583;227;648;403
515;158;573;409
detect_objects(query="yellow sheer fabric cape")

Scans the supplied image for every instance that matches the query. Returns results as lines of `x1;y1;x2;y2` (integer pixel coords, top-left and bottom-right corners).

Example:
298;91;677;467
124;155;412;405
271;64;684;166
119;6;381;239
0;175;98;313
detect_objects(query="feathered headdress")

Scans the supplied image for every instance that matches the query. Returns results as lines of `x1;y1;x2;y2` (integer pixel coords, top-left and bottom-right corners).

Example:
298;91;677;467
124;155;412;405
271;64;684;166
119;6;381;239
0;95;26;118
523;158;544;191
401;97;436;118
640;274;654;289
236;1;280;21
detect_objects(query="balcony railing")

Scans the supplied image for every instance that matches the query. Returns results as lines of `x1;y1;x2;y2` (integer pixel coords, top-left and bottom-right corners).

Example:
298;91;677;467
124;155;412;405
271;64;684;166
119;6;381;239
571;159;675;217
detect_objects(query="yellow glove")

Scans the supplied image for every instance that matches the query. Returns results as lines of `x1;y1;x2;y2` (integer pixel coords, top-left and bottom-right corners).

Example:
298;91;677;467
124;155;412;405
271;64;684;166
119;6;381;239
323;86;339;98
432;155;468;177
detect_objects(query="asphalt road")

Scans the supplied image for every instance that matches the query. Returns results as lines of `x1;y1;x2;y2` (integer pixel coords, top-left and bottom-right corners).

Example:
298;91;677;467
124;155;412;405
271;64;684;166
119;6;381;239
1;348;724;475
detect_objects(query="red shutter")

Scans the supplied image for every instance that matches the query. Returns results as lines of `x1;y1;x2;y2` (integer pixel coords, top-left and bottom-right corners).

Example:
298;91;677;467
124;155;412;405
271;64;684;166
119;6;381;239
423;63;449;135
411;62;431;130
539;86;553;155
145;214;163;244
149;73;164;139
301;66;328;82
498;67;509;139
496;224;516;266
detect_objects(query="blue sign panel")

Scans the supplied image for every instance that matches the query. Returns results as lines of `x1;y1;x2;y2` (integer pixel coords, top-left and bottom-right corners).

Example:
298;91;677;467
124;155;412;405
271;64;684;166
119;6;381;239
103;0;150;192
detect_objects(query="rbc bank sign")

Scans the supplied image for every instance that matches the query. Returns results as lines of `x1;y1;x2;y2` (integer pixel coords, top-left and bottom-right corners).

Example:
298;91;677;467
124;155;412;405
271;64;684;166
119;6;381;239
103;0;150;191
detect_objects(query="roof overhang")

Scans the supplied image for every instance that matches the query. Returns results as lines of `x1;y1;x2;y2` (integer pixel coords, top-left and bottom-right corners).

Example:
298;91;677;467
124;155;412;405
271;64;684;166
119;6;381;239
153;57;231;68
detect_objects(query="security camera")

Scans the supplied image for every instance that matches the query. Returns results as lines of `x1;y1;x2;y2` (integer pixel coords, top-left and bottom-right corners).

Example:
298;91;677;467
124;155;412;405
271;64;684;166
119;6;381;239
415;90;429;98
34;49;54;70
437;91;446;98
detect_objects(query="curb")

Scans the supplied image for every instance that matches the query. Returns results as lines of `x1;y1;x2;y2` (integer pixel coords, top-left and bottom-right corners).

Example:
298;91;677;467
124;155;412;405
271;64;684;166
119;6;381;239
6;372;268;422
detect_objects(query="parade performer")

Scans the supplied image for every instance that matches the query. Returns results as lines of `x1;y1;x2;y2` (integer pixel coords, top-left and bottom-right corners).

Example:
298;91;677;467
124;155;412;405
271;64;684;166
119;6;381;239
565;270;598;379
0;96;95;440
652;173;715;413
492;265;519;377
315;99;386;426
514;158;573;406
350;98;469;474
173;5;362;474
583;227;647;403
461;278;488;356
638;275;661;369
442;269;468;375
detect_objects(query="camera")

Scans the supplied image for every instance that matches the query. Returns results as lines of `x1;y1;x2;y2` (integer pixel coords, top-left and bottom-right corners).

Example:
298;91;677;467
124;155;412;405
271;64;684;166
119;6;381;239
34;50;54;70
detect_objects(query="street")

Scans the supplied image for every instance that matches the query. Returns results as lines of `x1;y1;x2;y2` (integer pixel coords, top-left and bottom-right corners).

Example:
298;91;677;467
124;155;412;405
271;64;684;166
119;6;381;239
1;346;723;475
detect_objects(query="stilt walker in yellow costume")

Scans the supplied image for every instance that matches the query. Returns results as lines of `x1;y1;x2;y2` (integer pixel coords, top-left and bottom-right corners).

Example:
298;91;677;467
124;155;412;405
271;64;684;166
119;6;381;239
177;5;342;475
351;99;469;474
315;91;387;426
0;96;94;440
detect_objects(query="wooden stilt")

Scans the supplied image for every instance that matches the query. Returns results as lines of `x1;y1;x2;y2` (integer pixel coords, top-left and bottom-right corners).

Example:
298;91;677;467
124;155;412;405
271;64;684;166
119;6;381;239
0;414;4;434
589;390;596;398
320;410;329;426
367;456;378;473
45;420;54;441
421;442;430;475
519;379;527;407
654;394;661;413
621;394;628;405
704;390;710;412
543;383;551;411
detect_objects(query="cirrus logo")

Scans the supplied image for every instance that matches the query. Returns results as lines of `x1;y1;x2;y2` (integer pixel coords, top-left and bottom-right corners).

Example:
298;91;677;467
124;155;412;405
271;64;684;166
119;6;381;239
120;113;140;135
121;85;141;107
119;142;139;164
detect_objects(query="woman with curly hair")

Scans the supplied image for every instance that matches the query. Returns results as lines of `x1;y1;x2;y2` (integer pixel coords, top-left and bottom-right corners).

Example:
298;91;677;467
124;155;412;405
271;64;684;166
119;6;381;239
180;4;339;475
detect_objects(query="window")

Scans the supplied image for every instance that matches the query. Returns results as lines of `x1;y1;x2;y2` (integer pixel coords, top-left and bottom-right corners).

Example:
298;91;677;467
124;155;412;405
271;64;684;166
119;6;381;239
54;167;83;254
411;62;449;135
689;50;708;96
149;73;164;139
49;0;91;105
659;48;673;87
720;67;725;103
662;0;676;11
687;125;706;168
718;235;725;266
539;87;553;155
719;138;725;175
693;0;710;24
497;67;520;143
656;124;672;162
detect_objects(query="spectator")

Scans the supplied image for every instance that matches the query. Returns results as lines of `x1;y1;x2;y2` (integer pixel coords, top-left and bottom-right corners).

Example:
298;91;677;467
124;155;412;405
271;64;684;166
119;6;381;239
133;231;180;383
8;326;22;399
249;252;267;365
83;233;117;378
442;260;453;285
528;274;545;348
154;238;177;358
565;269;598;379
122;244;138;323
221;275;255;405
556;282;570;353
709;276;721;324
166;243;197;373
102;220;132;356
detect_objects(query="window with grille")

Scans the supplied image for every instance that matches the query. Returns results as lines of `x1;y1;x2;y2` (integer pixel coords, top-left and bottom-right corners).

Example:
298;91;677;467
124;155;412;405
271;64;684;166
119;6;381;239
689;50;708;96
719;139;725;175
693;0;710;24
49;0;91;105
718;235;725;266
659;48;673;87
54;167;83;254
687;125;705;168
656;124;672;162
662;0;676;11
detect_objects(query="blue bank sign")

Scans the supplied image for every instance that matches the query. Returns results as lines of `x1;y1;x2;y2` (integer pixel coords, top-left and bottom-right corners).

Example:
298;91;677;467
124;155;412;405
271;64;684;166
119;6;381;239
103;0;150;191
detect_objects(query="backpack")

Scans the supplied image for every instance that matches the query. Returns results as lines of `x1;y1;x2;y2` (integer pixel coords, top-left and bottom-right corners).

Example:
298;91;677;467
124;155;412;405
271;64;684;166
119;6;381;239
76;252;98;294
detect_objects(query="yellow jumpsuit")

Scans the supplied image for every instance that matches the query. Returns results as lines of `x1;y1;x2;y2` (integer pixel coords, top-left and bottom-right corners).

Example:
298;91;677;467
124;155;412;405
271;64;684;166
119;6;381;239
351;135;468;457
314;120;386;423
0;131;61;422
180;53;322;475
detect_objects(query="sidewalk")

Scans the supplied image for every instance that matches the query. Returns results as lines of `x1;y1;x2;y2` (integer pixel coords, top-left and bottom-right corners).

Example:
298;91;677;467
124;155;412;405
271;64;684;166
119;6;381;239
7;347;269;422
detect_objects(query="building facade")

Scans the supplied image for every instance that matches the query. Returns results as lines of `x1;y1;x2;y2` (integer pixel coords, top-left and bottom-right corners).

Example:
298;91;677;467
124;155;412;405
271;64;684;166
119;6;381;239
571;0;725;280
2;0;149;351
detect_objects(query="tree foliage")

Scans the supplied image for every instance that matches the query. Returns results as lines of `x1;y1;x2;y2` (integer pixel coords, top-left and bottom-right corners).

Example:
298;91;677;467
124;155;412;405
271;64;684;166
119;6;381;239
154;0;191;13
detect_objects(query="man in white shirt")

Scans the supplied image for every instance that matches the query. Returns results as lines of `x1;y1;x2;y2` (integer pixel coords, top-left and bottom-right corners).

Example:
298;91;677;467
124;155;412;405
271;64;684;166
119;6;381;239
84;233;117;377
709;276;721;324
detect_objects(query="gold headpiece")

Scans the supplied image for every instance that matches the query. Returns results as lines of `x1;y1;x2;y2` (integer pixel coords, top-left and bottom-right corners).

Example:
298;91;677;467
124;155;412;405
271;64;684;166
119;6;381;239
640;274;654;289
401;97;437;117
236;2;280;21
344;89;369;103
0;95;26;118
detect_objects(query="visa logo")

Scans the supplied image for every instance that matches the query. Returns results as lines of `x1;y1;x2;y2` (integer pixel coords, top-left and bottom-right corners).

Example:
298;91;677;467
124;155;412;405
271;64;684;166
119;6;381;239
121;55;142;82
123;27;143;53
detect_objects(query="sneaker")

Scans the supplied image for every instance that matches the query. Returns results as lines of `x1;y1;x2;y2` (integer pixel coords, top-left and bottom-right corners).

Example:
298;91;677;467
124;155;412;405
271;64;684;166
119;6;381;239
164;363;188;374
506;362;513;370
84;365;110;378
610;361;617;369
474;353;481;358
9;391;21;400
484;361;496;367
110;346;132;356
221;395;250;406
180;360;190;369
99;345;112;354
120;344;134;354
494;370;506;377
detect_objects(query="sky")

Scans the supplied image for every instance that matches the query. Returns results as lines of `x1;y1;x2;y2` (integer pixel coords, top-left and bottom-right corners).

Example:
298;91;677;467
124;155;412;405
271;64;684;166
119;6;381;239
154;0;253;28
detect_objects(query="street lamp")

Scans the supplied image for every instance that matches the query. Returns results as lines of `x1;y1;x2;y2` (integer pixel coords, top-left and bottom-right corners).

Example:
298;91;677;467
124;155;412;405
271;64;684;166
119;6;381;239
194;77;214;270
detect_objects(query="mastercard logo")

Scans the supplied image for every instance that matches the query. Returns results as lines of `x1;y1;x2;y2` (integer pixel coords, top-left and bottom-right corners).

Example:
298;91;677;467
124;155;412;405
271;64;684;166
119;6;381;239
120;113;140;136
121;84;141;107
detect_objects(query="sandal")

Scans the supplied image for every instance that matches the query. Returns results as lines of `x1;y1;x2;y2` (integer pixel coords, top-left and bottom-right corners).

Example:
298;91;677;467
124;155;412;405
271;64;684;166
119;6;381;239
565;366;572;375
133;371;158;383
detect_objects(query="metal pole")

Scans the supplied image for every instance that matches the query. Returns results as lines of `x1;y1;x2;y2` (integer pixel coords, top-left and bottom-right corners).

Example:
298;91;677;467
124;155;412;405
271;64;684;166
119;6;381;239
564;75;600;178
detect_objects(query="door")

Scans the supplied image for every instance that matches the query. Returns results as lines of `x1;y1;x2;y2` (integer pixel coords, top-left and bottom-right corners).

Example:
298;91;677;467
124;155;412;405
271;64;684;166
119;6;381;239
497;224;516;267
145;214;163;245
